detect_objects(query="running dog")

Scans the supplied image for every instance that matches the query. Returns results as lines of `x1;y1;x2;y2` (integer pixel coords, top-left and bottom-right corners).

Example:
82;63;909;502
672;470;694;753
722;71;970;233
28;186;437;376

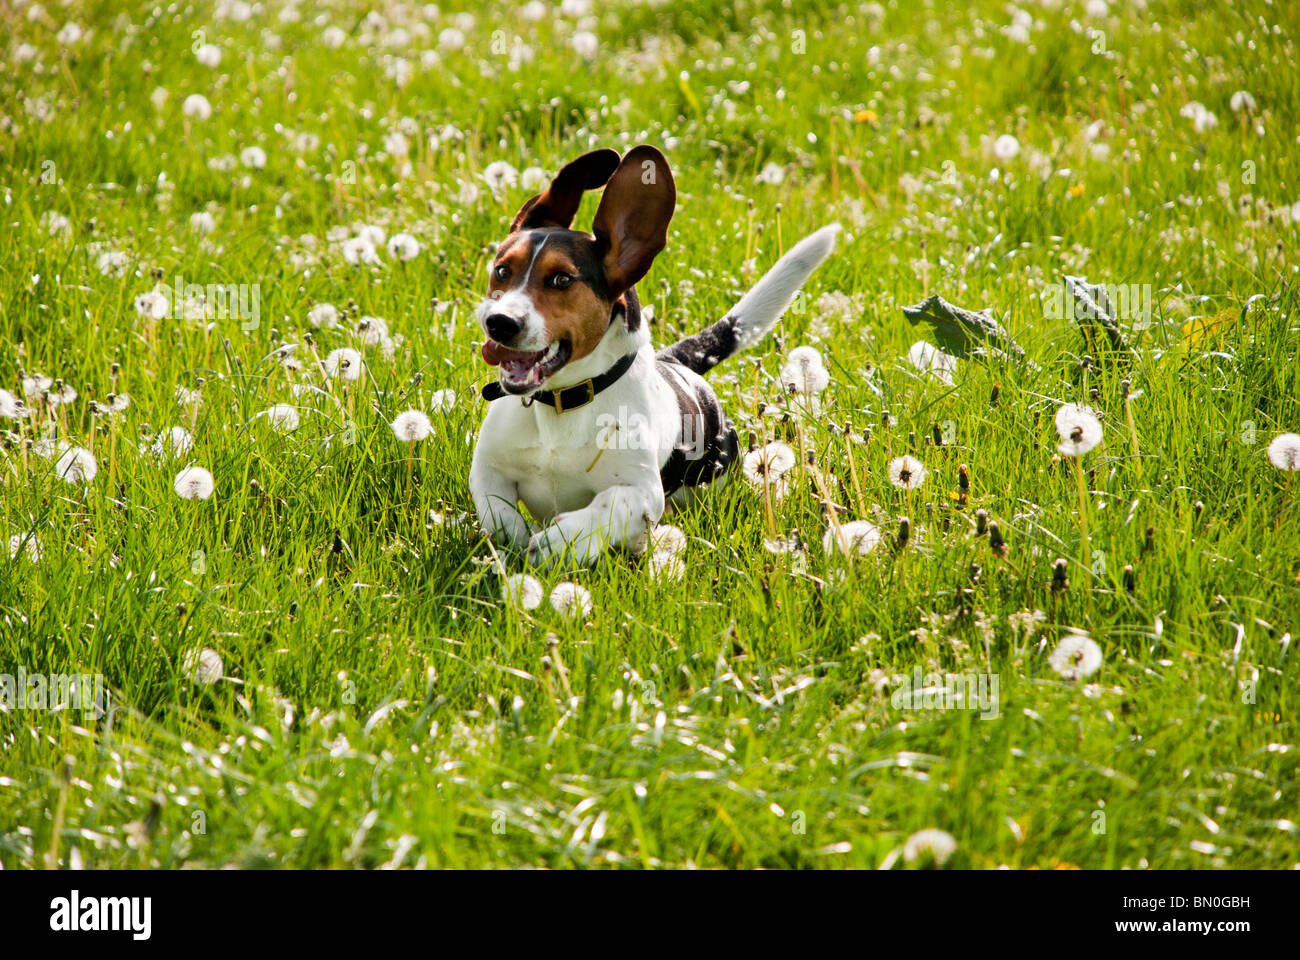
470;144;838;565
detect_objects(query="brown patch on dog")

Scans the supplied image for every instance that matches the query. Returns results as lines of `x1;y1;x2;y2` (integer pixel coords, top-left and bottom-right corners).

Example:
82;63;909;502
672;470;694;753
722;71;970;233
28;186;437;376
487;230;617;364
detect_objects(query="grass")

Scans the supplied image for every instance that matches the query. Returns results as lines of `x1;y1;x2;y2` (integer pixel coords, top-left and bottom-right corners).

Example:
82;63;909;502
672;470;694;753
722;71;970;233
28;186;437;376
1;0;1298;870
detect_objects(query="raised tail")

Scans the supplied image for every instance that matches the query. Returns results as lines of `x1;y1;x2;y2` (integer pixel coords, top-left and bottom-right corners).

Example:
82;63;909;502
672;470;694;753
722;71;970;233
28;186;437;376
656;224;840;375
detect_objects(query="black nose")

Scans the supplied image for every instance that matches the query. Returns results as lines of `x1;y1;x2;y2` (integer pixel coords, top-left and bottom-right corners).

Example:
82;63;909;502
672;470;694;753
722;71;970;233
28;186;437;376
485;313;524;343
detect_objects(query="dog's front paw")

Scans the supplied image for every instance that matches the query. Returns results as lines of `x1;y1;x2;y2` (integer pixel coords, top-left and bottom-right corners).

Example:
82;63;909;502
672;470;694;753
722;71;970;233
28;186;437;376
527;512;601;567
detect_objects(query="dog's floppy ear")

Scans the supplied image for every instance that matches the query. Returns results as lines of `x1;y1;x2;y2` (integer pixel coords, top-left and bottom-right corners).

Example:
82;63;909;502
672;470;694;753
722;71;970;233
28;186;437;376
511;148;621;232
591;145;675;297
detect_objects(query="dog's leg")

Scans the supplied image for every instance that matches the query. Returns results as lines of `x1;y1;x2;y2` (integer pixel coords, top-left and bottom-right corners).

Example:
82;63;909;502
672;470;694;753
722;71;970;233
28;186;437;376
527;481;663;566
470;461;531;549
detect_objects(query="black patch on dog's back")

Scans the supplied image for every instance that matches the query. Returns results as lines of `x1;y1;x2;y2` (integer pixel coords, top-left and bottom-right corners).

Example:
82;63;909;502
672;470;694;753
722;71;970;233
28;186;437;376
656;360;737;497
655;314;740;375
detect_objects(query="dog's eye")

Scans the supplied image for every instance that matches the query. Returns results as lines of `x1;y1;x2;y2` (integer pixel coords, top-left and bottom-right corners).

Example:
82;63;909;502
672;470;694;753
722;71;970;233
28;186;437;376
492;264;509;282
548;273;573;289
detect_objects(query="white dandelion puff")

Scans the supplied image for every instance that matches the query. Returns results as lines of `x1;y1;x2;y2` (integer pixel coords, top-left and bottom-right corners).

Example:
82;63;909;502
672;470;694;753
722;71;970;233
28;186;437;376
482;161;519;194
1266;433;1300;471
1055;403;1103;457
173;466;215;501
261;404;300;433
520;166;548;191
823;520;883;557
502;573;543;611
549;582;594;619
1179;101;1219;133
429;389;457;412
149;426;194;459
386;232;420;261
0;389;28;419
195;43;222;67
1048;630;1103;681
902;828;958;865
391;409;432;442
1230;91;1256;113
907;340;957;385
56;21;84;45
54;446;97;484
438;27;466;50
240;145;267;169
648;524;687;580
182;93;213;120
992;134;1020;161
571;31;599;60
742;441;797;485
189;210;216;235
8;534;41;562
780;346;831;395
308;302;339;329
182;647;224;685
23;374;52;400
888;455;927;490
340;235;380;266
324;348;364;381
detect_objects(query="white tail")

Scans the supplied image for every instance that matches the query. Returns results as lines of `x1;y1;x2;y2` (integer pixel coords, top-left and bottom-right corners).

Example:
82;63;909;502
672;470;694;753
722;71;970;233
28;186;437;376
655;224;840;375
729;223;840;351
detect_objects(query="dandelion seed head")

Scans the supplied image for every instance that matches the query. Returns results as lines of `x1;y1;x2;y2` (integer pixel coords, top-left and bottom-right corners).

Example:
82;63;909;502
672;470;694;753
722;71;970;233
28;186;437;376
195;42;222;67
1055;403;1103;457
648;524;687;580
992;133;1020;161
549;582;593;619
54;446;97;484
262;404;300;433
391;409;432;442
183;647;224;685
150;426;194;460
387;232;420;261
173;466;215;501
742;441;796;485
907;340;957;385
325;347;364;381
0;389;28;419
780;346;831;395
502;573;543;611
1266;433;1300;472
182;93;213;120
1048;630;1103;681
888;455;927;490
482;161;519;194
308;302;339;329
8;534;41;562
903;828;958;865
823;520;883;556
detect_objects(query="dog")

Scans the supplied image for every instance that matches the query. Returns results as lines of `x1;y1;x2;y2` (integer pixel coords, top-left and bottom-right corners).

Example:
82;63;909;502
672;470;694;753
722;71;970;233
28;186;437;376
470;144;838;565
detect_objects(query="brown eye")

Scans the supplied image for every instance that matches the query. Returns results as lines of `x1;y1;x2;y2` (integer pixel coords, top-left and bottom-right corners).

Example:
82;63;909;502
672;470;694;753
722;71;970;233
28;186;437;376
548;273;573;289
493;263;509;282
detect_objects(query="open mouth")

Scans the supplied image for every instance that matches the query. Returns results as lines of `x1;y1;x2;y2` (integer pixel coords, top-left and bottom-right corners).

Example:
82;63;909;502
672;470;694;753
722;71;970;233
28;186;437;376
481;338;572;393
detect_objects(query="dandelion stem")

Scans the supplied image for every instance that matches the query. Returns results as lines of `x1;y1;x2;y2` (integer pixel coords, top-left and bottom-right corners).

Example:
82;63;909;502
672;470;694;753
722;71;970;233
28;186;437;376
406;439;415;506
760;425;777;541
845;432;867;518
1124;392;1140;473
1073;456;1092;602
808;458;848;563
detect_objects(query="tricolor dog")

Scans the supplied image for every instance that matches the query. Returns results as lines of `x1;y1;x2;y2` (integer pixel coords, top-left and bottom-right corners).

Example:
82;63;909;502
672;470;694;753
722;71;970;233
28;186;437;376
470;145;838;565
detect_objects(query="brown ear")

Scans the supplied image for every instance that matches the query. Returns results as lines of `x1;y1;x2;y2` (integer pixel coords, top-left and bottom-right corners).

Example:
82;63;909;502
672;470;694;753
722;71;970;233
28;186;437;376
591;145;676;296
511;148;621;231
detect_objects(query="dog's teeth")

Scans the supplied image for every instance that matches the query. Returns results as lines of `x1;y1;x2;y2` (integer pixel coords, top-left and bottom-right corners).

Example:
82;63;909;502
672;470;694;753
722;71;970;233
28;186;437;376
544;341;560;360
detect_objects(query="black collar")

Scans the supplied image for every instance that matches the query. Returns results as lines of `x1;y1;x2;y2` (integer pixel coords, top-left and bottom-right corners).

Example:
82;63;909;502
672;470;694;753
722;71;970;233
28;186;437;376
481;351;637;413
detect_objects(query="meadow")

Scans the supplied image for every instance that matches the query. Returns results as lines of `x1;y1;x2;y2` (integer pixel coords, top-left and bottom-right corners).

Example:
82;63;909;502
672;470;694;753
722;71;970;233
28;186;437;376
1;0;1298;870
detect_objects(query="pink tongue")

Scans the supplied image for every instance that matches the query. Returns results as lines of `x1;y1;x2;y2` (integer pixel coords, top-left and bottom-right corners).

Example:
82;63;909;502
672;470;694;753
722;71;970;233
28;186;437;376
482;341;542;367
